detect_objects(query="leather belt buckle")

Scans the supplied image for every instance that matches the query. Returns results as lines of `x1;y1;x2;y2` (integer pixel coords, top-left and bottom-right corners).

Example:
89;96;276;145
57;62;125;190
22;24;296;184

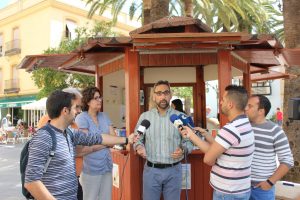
147;161;180;169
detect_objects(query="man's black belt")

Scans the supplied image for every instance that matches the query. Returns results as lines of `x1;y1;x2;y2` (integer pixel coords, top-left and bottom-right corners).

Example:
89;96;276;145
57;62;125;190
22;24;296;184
147;160;180;169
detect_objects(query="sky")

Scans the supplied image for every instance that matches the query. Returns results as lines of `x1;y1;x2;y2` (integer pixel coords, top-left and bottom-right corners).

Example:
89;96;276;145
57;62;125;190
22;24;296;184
0;0;12;9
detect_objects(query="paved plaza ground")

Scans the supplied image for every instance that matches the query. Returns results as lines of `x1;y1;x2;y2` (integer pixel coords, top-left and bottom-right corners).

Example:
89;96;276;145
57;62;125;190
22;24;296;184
0;143;24;200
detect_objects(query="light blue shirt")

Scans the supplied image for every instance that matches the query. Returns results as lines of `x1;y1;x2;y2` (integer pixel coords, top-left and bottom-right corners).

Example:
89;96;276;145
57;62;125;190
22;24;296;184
75;111;112;175
134;107;194;164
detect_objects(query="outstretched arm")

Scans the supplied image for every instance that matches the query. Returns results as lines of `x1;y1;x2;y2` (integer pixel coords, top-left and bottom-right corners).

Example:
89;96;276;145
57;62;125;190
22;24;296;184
75;128;107;156
25;181;55;200
180;126;226;166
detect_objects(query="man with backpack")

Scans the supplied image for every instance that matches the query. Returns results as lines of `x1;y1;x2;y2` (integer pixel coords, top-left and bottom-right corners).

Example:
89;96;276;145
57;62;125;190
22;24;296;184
24;90;135;200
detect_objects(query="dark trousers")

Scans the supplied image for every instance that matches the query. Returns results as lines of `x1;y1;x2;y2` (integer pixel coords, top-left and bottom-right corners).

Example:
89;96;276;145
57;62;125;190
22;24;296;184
77;176;83;200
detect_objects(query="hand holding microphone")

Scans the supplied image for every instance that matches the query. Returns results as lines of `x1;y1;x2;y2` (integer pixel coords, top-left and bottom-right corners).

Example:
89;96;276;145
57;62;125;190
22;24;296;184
136;145;147;158
170;114;192;138
178;113;208;138
130;119;151;143
134;119;150;158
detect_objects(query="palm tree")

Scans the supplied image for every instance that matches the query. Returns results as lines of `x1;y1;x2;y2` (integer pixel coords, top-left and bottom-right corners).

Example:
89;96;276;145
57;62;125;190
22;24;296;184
83;0;166;25
83;0;281;35
282;0;300;183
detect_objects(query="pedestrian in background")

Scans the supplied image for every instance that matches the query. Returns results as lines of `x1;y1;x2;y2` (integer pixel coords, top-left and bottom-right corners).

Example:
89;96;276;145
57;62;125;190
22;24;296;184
276;107;283;127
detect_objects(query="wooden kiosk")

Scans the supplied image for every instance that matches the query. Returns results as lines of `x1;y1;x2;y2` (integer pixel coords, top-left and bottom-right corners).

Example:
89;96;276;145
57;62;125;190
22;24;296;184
19;17;297;200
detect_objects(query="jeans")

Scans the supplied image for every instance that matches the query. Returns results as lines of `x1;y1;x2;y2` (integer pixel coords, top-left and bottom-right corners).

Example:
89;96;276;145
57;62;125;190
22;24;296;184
213;190;251;200
250;186;275;200
143;163;182;200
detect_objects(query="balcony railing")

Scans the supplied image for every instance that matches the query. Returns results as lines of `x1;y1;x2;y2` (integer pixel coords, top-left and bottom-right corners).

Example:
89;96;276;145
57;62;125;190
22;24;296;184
5;39;21;56
4;79;20;94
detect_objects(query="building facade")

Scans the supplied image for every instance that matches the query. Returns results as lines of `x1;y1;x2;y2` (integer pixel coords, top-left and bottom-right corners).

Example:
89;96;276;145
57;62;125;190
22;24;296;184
0;0;139;126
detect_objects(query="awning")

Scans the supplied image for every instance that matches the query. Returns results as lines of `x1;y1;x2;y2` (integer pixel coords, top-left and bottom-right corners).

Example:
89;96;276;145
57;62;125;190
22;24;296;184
21;97;47;110
0;95;36;108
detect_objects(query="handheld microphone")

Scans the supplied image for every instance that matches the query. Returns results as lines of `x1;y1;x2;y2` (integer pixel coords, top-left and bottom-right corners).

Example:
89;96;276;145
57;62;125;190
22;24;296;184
170;114;184;130
137;119;151;135
178;113;194;127
178;113;206;139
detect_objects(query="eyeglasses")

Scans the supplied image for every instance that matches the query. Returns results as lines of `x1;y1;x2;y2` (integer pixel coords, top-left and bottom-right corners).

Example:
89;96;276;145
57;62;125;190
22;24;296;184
154;90;171;96
93;96;103;101
76;105;82;110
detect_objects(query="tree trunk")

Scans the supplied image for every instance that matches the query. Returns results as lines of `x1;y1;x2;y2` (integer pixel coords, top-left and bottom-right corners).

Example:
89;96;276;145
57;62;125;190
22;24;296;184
150;0;169;22
183;0;193;17
143;0;151;25
282;0;300;182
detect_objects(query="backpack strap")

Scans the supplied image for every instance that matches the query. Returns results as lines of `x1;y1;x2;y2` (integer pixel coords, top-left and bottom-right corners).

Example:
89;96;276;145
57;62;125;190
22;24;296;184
66;127;74;144
40;124;57;173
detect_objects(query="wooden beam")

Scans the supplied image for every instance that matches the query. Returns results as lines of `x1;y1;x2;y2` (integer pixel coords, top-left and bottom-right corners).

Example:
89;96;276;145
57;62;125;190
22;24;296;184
251;71;294;82
59;68;94;75
134;43;224;50
123;47;141;200
132;32;249;39
95;64;101;88
195;66;206;127
231;52;248;74
243;63;251;95
133;36;244;44
218;50;232;126
98;57;124;76
140;53;217;67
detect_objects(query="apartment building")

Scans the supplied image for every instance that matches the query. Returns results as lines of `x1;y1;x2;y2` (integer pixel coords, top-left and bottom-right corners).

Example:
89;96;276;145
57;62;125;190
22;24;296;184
0;0;140;125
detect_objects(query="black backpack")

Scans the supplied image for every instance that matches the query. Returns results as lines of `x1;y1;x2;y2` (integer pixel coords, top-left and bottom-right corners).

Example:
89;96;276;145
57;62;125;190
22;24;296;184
20;124;57;199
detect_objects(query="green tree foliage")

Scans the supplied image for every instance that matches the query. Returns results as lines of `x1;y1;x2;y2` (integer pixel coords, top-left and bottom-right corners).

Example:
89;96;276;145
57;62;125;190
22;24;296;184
32;21;115;98
172;87;192;99
83;0;284;42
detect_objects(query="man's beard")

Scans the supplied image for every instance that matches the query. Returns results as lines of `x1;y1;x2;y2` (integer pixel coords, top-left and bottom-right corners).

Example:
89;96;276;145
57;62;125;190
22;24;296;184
221;106;228;115
157;100;169;109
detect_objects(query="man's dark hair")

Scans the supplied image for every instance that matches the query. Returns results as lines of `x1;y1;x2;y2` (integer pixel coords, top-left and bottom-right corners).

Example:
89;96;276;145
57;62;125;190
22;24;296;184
225;85;248;111
81;86;102;111
153;80;170;91
46;90;76;119
252;94;271;116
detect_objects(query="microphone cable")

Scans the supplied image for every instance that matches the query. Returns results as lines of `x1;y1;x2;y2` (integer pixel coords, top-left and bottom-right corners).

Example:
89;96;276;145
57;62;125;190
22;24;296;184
183;141;189;200
119;151;129;200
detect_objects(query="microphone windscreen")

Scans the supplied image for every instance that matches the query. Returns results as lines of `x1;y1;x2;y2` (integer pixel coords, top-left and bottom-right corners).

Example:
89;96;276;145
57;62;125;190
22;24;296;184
170;114;183;130
186;116;195;127
140;119;151;129
170;114;178;123
137;119;151;135
178;113;195;128
178;114;188;125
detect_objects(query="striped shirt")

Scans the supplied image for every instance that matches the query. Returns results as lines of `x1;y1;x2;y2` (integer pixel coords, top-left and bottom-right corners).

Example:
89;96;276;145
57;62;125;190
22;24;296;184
133;107;194;164
211;114;254;194
251;120;294;185
25;124;103;200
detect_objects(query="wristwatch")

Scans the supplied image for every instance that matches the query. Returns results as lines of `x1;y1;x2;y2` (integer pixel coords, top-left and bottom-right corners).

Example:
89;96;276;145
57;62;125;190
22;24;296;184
266;179;274;186
124;137;128;145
